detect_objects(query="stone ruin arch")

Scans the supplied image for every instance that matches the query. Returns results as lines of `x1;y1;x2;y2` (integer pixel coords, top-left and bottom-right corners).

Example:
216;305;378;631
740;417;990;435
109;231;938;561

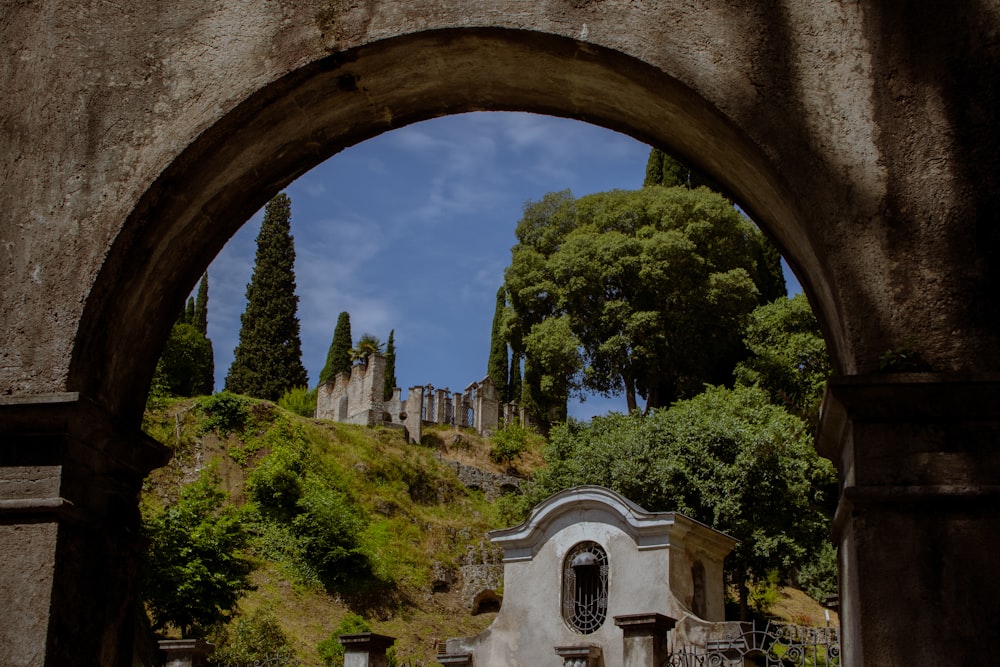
2;2;1000;665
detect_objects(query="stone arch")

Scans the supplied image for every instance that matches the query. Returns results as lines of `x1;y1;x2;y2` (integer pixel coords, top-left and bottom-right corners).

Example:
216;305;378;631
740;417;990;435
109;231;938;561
3;5;1000;665
65;26;843;425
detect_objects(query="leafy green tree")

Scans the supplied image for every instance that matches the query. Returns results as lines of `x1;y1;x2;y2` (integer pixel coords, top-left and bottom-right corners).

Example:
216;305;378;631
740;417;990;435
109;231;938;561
383;329;397;400
643;148;785;305
225;193;308;400
321;311;353;384
487;286;510;402
349;333;383;362
515;385;834;619
151;322;214;397
504;186;783;417
490;420;529;468
140;469;254;637
735;293;831;423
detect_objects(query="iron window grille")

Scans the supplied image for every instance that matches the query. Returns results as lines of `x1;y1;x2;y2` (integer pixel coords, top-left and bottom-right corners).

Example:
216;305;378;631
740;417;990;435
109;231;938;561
562;541;609;634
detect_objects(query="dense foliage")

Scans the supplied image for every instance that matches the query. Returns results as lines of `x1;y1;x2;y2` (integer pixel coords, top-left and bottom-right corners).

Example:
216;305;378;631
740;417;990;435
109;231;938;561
152;273;214;397
225;193;308;400
140;469;254;637
321;311;353;385
503;186;785;425
506;384;835;617
735;293;832;423
152;322;215;397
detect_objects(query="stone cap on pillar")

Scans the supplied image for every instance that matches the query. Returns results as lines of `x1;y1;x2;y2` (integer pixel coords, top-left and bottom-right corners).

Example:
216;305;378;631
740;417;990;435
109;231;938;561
614;612;677;635
437;653;473;665
340;632;397;652
158;638;214;667
554;644;602;666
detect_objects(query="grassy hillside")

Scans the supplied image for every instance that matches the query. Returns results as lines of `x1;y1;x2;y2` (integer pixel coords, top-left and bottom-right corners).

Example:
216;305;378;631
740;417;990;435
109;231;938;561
142;393;543;664
141;393;835;665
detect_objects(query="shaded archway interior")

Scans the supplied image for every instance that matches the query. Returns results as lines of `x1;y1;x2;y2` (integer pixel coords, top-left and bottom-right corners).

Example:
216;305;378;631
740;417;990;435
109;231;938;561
69;27;842;424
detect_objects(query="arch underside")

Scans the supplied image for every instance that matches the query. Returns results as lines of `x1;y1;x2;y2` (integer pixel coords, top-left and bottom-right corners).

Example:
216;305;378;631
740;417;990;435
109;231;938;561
68;27;838;423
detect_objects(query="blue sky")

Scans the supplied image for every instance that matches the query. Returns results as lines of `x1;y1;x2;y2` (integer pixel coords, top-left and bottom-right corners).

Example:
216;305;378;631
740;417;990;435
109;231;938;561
206;112;800;419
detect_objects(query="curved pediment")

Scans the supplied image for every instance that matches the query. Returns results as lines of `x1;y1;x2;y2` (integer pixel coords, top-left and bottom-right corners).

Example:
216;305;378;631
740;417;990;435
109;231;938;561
489;486;735;562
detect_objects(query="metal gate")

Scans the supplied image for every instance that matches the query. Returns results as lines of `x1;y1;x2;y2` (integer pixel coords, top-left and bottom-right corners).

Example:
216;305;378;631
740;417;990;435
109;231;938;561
665;620;840;666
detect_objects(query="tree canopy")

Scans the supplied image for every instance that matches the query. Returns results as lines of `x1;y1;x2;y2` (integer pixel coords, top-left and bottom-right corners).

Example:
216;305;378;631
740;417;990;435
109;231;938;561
509;384;835;618
140;469;253;637
151;273;214;397
503;186;785;422
735;293;832;424
225;193;308;400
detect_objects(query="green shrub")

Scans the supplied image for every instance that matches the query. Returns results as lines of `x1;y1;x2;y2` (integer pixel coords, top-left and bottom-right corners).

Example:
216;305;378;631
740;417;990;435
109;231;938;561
140;468;254;637
197;391;252;435
292;481;372;589
489;420;529;467
210;608;296;666
246;443;306;516
278;385;318;418
317;612;372;667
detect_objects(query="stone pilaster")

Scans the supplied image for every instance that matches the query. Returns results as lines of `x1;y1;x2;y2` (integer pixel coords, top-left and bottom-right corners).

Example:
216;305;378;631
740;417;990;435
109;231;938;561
0;393;171;667
818;373;1000;666
614;613;675;667
340;632;395;667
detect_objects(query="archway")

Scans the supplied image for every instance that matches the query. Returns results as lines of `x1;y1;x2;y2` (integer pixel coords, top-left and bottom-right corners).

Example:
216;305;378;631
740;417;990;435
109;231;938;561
3;5;999;665
67;28;838;427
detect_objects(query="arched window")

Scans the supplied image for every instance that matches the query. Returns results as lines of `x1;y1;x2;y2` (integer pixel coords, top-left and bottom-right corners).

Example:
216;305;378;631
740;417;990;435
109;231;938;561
562;541;609;634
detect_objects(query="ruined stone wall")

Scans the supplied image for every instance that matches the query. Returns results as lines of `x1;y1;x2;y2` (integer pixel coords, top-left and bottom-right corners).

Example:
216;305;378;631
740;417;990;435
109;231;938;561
316;354;386;426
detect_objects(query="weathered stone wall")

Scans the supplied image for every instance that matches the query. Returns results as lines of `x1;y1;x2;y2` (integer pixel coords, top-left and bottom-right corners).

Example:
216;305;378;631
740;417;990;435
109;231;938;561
440;459;522;502
3;3;1000;664
316;354;386;426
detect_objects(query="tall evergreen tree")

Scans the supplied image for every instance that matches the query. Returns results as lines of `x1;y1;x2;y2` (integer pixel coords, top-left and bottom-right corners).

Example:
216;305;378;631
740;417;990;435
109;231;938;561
320;311;352;385
487;286;510;402
184;297;196;326
383;329;397;400
509;351;523;407
225;193;308;400
194;273;209;335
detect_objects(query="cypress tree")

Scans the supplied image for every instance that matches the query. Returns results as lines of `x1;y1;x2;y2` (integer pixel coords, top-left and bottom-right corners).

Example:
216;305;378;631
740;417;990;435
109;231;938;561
509;351;523;407
320;311;352;385
194;273;209;335
225;193;308;400
487;286;509;402
184;297;196;326
383;329;397;400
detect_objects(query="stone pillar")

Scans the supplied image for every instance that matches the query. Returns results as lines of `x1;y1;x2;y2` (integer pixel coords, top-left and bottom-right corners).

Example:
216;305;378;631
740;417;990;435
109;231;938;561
554;645;601;667
404;386;423;444
0;393;171;667
614;613;675;667
158;639;214;667
435;388;448;424
453;392;465;427
818;374;1000;666
340;632;395;667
